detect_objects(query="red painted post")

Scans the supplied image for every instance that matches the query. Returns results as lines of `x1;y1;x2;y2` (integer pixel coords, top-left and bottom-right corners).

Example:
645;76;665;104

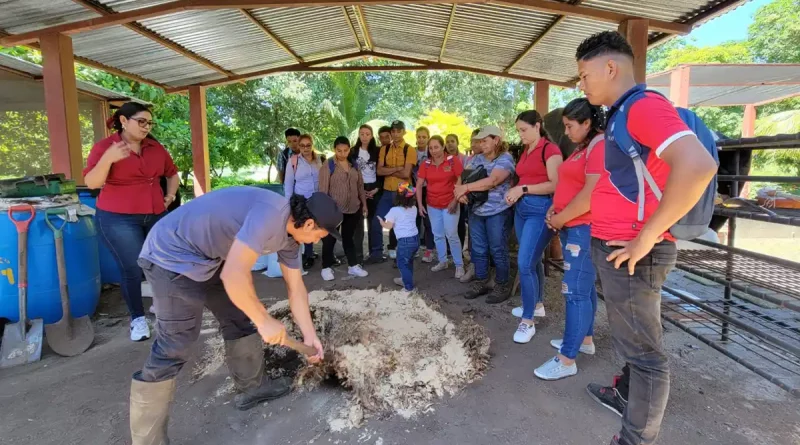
534;80;550;115
618;19;649;85
669;66;691;108
40;32;84;183
189;85;210;196
742;104;756;138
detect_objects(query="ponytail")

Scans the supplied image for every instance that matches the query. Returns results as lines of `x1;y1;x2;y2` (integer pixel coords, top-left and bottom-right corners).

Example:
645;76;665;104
562;98;606;148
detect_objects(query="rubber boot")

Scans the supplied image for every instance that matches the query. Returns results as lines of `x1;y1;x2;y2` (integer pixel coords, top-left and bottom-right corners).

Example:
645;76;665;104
130;372;175;445
225;333;293;411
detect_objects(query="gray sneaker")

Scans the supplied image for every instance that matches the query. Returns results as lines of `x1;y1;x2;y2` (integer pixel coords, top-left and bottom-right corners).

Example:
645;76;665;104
431;261;449;272
459;263;475;283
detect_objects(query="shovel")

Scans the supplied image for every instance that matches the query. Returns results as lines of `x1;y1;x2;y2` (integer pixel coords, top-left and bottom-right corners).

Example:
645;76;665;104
0;204;44;368
43;208;94;356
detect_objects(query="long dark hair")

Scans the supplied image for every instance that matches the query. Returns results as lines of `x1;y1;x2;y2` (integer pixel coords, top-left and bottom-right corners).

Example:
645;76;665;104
562;98;606;149
108;102;155;139
515;110;551;141
352;124;379;158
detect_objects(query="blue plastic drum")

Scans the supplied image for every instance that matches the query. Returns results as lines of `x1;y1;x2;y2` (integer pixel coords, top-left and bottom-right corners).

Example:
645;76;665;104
77;190;122;285
0;200;101;324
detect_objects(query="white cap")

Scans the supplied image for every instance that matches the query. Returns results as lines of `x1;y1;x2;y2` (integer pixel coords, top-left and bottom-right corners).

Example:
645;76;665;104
472;125;502;140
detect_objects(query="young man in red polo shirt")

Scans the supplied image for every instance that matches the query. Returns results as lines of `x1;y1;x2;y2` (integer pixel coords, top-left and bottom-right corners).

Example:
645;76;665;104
575;32;717;445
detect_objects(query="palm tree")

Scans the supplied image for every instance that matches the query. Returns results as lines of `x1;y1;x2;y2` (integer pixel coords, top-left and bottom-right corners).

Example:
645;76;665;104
321;72;371;138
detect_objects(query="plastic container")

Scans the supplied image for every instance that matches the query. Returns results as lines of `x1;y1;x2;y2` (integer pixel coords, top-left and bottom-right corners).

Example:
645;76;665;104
76;188;122;285
0;174;77;198
0;197;101;324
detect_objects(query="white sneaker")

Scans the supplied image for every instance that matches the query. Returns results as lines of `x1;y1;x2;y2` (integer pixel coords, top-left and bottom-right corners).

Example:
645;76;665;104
431;261;449;272
512;305;546;318
513;322;536;344
388;249;397;259
550;339;596;355
459;263;475;283
348;265;369;278
455;266;466;279
534;356;578;381
422;249;434;263
130;316;151;342
321;268;335;281
393;277;404;287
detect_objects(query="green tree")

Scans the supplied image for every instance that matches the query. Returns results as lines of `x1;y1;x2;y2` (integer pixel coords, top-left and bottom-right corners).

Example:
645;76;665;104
748;0;800;63
415;109;474;153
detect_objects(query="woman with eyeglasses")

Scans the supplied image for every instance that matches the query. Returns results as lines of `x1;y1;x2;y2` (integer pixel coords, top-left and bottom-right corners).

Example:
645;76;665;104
284;134;323;269
84;102;179;342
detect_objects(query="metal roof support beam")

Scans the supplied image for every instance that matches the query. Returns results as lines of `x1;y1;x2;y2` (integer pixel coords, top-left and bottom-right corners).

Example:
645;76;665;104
0;0;690;47
342;7;364;51
354;6;374;51
240;9;303;63
618;18;649;84
439;4;457;62
70;0;236;78
189;85;211;195
40;33;85;183
669;65;690;108
504;0;582;73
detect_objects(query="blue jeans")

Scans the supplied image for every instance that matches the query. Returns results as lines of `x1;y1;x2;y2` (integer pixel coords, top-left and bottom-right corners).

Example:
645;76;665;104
377;190;397;249
559;224;597;359
96;209;164;319
396;235;418;290
427;205;463;266
469;208;513;283
514;195;553;320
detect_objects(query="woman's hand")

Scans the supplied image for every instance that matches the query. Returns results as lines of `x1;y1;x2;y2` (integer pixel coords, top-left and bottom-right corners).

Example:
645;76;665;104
362;205;368;217
505;186;524;205
366;189;378;199
103;141;131;164
454;184;470;199
164;194;176;208
419;206;428;218
548;212;567;230
458;195;469;205
447;199;460;214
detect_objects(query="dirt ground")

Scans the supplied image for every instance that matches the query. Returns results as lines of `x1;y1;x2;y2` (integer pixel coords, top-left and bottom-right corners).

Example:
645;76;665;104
1;251;798;445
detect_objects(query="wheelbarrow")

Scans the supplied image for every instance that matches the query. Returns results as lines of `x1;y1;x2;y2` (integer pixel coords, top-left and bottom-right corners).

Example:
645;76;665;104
0;204;44;368
43;208;94;356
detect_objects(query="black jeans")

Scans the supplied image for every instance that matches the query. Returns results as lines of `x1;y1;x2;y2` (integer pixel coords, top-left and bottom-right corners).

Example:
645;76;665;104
417;188;434;250
136;259;256;382
362;182;383;260
591;238;677;445
322;211;361;268
96;209;165;319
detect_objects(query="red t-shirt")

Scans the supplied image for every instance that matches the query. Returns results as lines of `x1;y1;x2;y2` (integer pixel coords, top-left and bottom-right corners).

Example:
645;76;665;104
84;133;178;215
515;137;561;186
590;93;695;241
418;155;464;209
553;136;604;227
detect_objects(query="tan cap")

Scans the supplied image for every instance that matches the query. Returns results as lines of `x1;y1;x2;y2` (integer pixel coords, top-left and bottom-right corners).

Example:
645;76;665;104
472;125;502;140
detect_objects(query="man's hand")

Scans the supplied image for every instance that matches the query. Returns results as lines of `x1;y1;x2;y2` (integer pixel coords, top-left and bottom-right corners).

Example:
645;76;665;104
606;232;664;275
257;316;288;346
304;332;324;364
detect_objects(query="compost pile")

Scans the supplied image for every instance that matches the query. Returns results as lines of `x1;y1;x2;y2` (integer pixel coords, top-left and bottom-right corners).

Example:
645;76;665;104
267;288;490;426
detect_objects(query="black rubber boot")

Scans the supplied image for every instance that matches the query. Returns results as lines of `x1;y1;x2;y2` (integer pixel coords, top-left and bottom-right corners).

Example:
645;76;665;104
225;333;293;411
464;279;490;300
130;372;175;445
486;281;511;304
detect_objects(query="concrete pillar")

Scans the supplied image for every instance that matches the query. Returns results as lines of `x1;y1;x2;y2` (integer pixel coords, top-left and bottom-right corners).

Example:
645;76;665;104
618;19;649;85
742;104;756;138
40;32;84;183
534;80;550;114
189;85;210;196
669;66;691;108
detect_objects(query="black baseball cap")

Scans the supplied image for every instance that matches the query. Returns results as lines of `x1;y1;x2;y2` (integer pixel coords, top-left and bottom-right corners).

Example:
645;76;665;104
390;120;406;130
306;192;343;240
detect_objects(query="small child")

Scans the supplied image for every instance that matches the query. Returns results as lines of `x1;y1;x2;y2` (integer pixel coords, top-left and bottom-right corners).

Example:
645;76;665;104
378;182;419;291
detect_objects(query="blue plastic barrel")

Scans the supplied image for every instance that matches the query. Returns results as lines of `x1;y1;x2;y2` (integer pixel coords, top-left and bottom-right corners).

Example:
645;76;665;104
254;183;285;196
77;191;122;285
0;204;101;324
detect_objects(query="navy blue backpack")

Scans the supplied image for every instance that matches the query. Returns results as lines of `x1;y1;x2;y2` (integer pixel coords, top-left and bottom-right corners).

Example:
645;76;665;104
608;85;719;240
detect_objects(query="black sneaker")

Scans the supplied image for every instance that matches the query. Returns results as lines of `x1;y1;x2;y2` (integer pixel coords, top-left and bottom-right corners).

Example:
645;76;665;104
586;382;627;417
364;256;386;265
464;279;490;300
486;281;510;304
303;257;315;270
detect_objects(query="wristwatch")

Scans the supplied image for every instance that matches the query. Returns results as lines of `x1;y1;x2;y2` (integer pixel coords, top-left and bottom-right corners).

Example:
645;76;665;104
522;186;528;194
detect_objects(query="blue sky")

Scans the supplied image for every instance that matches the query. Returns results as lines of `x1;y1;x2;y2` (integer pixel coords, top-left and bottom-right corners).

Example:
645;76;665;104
688;0;772;46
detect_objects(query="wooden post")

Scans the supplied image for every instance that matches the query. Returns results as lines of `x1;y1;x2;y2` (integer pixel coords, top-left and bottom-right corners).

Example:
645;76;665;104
534;80;550;114
91;100;110;142
40;32;84;183
189;85;210;196
669;66;691;108
742;104;756;138
618;19;649;84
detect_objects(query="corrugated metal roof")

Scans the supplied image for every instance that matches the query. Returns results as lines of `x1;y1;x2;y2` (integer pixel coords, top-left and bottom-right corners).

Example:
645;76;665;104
647;64;800;106
0;52;149;103
0;1;752;89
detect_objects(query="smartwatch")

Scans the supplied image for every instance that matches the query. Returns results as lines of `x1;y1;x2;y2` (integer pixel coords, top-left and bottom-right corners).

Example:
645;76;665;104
522;186;528;194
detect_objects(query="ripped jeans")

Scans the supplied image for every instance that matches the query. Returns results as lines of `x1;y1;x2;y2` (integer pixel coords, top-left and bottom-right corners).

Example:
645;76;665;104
558;224;597;359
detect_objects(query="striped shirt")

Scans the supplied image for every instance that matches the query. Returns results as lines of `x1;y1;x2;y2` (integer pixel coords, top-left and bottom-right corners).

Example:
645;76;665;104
318;159;366;214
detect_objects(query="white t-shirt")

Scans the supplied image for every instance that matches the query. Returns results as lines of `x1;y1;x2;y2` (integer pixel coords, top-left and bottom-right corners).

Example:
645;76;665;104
385;206;418;239
357;148;377;184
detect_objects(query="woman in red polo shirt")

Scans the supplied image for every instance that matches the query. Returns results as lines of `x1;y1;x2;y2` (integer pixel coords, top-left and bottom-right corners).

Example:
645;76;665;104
533;98;605;381
84;102;179;342
416;135;466;278
504;110;563;344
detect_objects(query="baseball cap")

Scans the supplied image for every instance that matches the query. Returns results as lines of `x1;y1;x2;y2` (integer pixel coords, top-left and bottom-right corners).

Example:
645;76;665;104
390;120;406;130
472;125;502;140
306;192;343;240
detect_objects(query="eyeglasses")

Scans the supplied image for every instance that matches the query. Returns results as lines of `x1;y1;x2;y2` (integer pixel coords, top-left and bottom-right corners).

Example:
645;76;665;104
130;117;156;129
299;144;312;149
